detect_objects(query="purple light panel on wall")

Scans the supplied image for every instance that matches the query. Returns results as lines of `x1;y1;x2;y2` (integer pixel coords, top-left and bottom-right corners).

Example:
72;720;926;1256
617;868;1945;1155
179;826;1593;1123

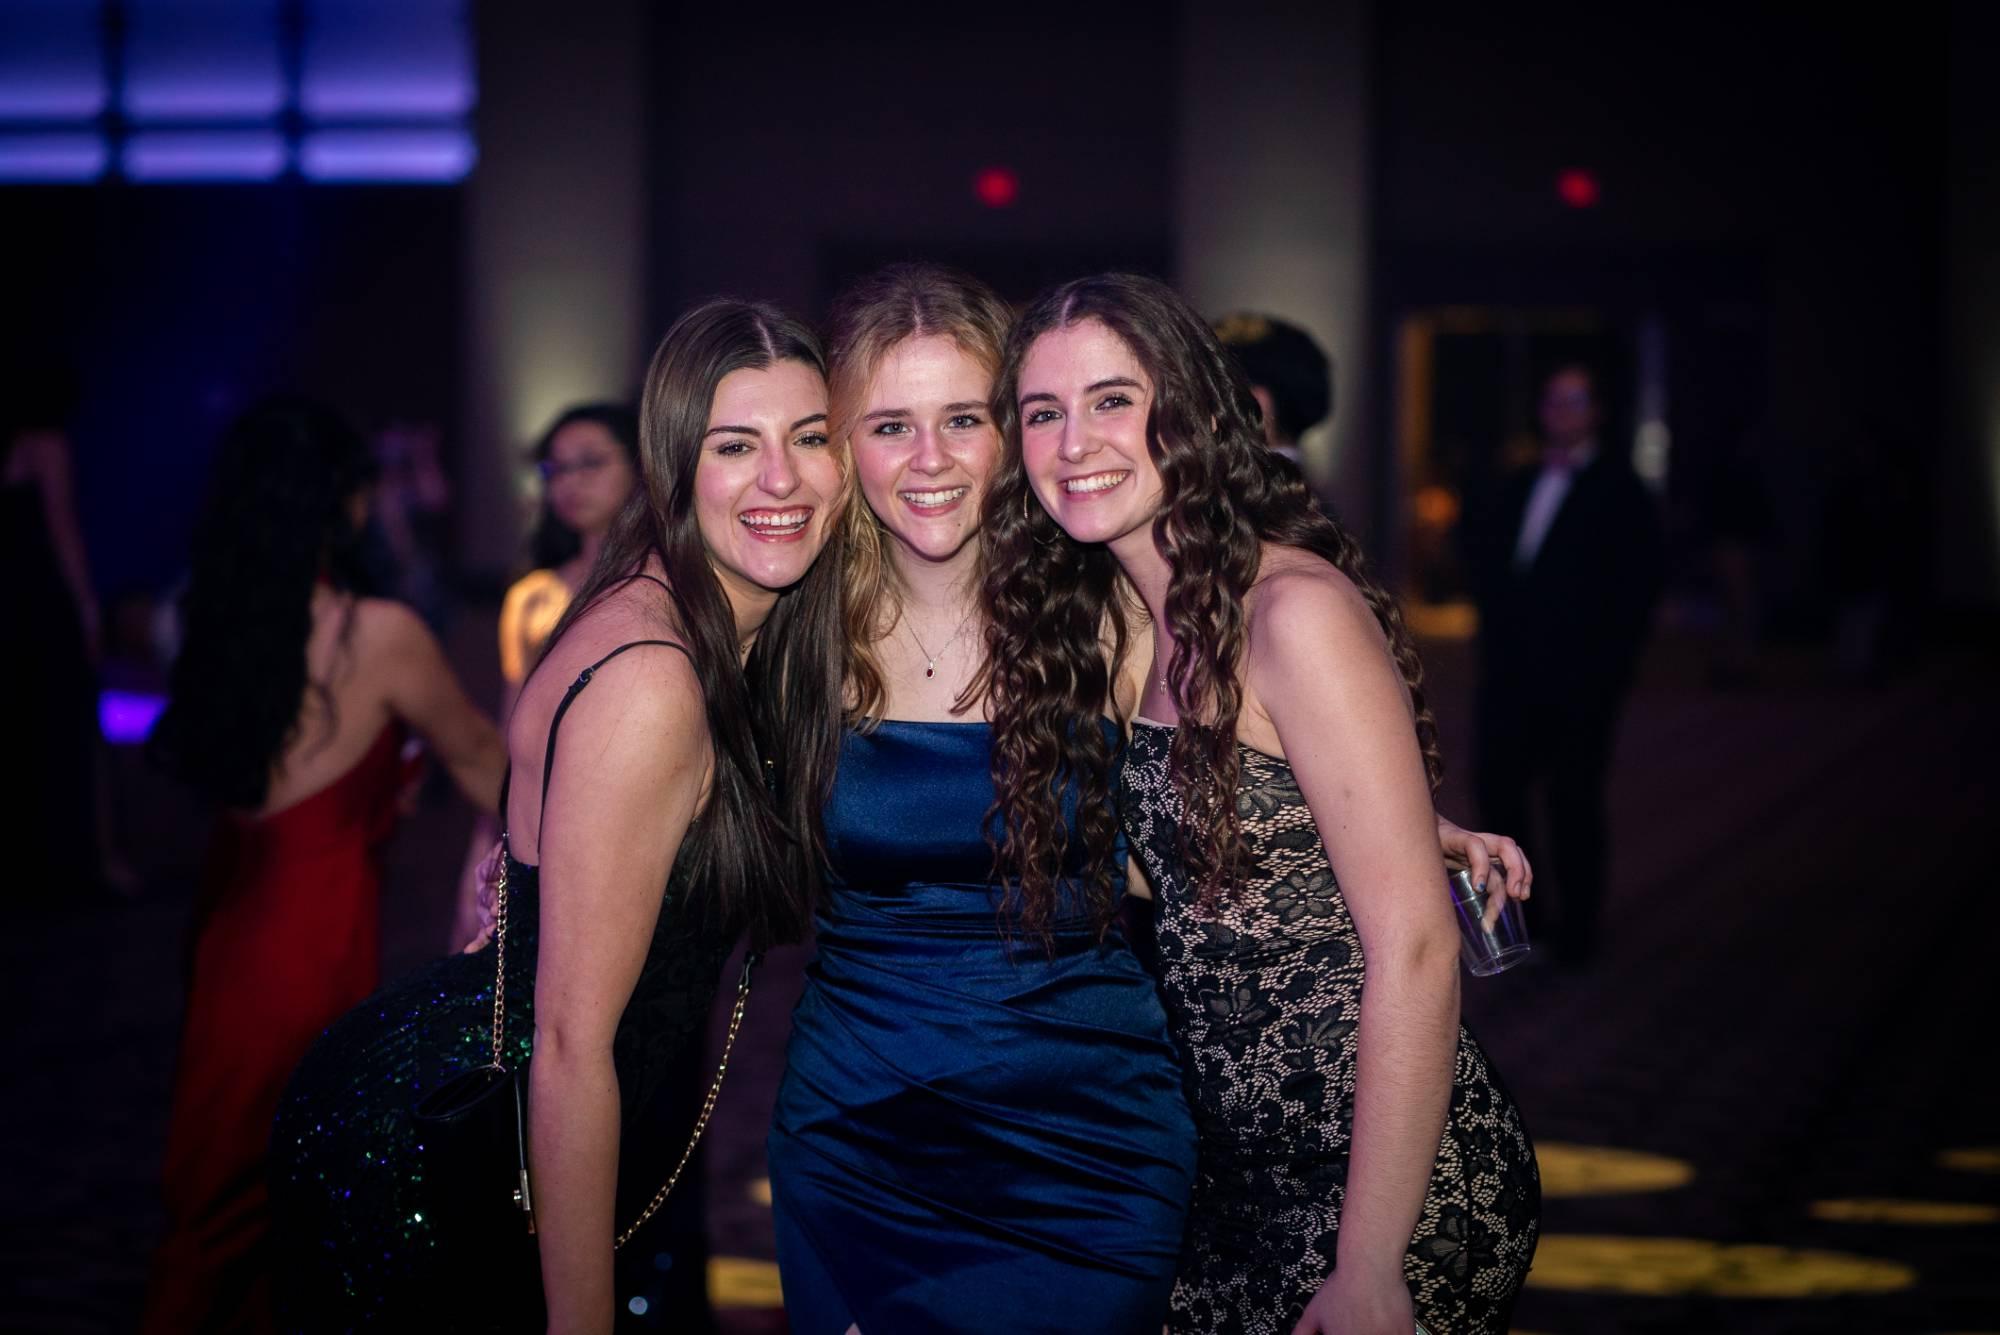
124;2;285;120
0;6;106;118
300;128;474;181
302;0;474;120
125;129;289;181
0;132;111;181
0;1;475;183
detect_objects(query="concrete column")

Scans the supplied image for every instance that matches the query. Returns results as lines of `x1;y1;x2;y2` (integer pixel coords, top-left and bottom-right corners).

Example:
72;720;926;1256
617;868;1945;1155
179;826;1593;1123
459;0;648;577
1173;0;1376;548
1942;0;2000;608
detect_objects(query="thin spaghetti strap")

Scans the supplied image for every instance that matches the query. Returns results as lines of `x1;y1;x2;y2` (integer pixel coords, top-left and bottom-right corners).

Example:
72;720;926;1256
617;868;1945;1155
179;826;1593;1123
538;639;693;815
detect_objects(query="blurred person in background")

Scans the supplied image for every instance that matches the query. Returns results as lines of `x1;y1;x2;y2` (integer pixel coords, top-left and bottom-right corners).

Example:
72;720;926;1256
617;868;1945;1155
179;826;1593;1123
1212;311;1333;469
2;364;129;896
500;403;642;723
359;418;455;630
1468;364;1662;966
142;397;504;1333
447;402;640;950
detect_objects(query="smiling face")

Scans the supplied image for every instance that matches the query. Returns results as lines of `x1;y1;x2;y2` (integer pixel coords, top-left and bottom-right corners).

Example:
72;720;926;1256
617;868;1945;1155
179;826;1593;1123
851;333;998;572
1015;318;1166;553
693;359;841;613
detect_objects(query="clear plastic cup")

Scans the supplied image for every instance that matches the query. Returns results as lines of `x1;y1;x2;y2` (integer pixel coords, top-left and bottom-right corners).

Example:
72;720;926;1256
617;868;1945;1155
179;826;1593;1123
1448;866;1531;976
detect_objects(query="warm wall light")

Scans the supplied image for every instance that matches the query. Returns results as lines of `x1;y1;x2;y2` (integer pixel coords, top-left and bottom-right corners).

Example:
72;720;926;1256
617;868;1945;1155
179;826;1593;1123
974;166;1019;208
1557;168;1600;208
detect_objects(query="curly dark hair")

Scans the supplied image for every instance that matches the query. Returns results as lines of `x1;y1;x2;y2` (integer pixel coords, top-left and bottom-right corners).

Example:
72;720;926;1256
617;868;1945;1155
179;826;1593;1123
540;299;845;949
984;274;1442;918
527;402;641;570
149;396;378;810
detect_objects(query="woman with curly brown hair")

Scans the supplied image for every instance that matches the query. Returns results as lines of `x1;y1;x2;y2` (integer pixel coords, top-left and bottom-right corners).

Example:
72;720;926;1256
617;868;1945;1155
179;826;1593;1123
983;274;1541;1335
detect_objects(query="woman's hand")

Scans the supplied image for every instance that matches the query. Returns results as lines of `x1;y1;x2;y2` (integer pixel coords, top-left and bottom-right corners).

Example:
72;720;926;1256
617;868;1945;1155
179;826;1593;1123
1436;812;1532;929
1291;1263;1415;1335
458;839;504;953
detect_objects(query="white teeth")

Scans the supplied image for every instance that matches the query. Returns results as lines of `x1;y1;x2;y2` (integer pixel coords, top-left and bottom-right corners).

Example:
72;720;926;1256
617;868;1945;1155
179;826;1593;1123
1062;472;1128;494
740;509;811;529
901;486;969;507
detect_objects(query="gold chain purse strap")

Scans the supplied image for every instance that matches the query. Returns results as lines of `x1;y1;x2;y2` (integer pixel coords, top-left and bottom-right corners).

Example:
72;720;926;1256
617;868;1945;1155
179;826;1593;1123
485;844;757;1249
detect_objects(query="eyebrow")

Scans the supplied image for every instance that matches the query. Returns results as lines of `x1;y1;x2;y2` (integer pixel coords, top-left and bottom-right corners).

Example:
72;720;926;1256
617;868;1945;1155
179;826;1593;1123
1018;377;1143;407
863;402;989;421
703;412;827;440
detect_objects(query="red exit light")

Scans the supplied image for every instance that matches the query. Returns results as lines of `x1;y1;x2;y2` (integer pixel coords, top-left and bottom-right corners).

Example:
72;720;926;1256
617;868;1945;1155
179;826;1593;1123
1557;168;1600;209
974;166;1019;208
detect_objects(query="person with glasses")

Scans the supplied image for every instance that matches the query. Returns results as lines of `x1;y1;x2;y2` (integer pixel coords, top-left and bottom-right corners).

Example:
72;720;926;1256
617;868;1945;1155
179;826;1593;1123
502;404;644;715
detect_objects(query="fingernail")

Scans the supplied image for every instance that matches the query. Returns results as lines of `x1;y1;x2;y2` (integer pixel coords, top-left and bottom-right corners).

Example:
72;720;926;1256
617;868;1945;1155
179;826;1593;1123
1477;880;1488;892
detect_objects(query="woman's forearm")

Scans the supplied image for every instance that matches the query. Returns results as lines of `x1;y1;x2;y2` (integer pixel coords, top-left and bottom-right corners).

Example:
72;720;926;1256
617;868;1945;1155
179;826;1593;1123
528;1038;623;1335
1335;933;1461;1280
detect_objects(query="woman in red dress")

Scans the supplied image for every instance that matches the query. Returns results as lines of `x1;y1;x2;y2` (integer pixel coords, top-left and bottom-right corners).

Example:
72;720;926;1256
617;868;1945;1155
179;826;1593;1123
142;398;506;1333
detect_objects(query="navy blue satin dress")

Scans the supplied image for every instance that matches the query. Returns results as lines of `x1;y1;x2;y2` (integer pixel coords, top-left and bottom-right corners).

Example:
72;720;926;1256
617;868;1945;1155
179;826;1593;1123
768;720;1195;1333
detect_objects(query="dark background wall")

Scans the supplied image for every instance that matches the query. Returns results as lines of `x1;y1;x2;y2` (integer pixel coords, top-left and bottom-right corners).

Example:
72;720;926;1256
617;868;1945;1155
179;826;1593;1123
6;0;1996;619
647;0;1178;320
7;186;460;599
1370;3;1952;620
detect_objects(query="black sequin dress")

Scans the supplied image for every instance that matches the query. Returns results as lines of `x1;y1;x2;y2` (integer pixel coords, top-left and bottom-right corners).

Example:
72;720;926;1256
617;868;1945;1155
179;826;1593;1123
270;641;734;1332
1121;724;1541;1335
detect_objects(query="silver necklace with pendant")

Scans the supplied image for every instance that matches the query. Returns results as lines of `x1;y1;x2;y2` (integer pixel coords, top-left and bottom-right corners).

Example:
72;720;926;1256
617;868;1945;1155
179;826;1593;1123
905;606;977;680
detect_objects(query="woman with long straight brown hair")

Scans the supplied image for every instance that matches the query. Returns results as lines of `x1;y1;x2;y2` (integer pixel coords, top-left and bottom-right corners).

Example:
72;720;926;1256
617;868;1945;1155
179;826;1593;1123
270;298;848;1333
984;274;1541;1335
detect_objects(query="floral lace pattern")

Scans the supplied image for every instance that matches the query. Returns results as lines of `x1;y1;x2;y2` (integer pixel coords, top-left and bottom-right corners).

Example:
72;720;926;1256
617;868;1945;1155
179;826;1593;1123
1122;725;1541;1335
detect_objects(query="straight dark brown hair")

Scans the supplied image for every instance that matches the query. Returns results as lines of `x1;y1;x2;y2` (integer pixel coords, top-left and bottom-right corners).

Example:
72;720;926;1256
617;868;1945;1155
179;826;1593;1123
543;298;847;947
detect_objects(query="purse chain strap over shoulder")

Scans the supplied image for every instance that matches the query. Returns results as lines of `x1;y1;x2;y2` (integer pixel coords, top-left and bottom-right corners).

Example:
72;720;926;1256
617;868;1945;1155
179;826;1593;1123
486;840;756;1250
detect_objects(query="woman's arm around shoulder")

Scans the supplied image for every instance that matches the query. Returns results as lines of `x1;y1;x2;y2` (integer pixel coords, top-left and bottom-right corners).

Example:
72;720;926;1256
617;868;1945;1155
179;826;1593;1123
526;644;709;1334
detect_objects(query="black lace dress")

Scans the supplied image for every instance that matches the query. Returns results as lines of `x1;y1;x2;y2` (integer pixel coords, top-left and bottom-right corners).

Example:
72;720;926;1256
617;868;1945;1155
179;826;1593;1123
269;641;734;1332
1121;724;1540;1335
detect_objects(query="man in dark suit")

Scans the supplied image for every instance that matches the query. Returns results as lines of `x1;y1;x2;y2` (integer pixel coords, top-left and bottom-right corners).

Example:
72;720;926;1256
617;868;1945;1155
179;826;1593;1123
1470;364;1663;965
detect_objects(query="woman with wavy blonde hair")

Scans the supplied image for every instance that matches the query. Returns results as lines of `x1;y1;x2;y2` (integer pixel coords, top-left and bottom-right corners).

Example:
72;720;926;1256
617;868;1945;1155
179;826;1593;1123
764;262;1197;1332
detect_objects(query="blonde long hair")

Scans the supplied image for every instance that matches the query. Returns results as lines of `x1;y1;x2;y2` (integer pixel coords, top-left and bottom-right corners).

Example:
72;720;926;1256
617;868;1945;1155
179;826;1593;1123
825;262;1014;726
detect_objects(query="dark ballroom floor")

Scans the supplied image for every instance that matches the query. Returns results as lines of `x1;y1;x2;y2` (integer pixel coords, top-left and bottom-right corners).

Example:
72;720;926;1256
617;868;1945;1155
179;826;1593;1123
5;622;1996;1334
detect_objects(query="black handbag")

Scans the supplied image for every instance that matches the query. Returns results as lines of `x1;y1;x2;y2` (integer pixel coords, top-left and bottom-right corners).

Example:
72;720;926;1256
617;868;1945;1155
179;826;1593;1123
411;843;757;1269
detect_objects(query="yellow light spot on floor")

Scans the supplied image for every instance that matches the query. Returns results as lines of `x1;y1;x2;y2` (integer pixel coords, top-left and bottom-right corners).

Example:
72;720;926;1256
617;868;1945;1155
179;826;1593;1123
1536;1142;1694;1197
747;1176;772;1206
1528;1235;1916;1297
1810;1198;2000;1225
708;1256;784;1308
1940;1147;2000;1174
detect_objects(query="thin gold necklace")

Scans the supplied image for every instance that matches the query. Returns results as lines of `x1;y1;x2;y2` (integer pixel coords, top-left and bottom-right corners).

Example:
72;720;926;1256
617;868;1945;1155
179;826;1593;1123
905;606;977;680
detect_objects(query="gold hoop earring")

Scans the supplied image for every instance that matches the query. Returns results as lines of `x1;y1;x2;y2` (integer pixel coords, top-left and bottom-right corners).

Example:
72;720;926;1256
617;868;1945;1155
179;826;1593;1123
1019;487;1060;548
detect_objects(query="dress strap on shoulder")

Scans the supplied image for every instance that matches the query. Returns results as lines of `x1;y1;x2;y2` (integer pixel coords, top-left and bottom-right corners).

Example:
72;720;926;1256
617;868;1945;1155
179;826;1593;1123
539;639;693;812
